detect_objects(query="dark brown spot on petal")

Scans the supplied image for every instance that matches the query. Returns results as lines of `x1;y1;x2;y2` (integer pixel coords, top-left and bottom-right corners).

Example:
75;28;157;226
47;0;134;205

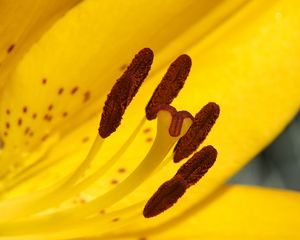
99;48;154;138
71;87;79;95
18;118;22;126
82;137;90;143
5;122;10;129
7;44;15;53
48;104;53;111
143;127;151;133
173;102;220;163
29;132;34;137
146;54;192;120
118;168;126;173
62;112;68;117
111;179;118;185
24;127;30;135
23;106;28;113
83;91;91;102
42;78;47;85
58;88;64;95
175;145;217;188
3;131;8;137
32;113;37;119
143;175;187;218
41;135;49;141
112;218;119;222
6;109;10;115
99;209;106;214
146;137;153;143
43;114;53;121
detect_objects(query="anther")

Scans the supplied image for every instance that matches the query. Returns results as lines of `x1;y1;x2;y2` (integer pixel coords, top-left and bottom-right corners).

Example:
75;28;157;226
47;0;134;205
146;54;192;120
173;102;220;162
99;48;154;138
143;176;187;218
175;145;217;188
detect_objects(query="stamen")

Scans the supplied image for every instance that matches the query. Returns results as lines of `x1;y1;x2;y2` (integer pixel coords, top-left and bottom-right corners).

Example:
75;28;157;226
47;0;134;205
143;145;217;218
99;48;154;138
173;102;220;162
175;145;217;188
157;105;194;137
143;176;187;218
146;55;192;120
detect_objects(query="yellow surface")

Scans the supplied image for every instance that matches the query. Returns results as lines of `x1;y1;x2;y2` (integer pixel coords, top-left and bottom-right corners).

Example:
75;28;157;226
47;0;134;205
0;0;299;239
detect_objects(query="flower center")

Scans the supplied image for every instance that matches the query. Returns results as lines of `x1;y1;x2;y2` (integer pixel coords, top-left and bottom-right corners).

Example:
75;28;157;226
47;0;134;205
0;48;220;238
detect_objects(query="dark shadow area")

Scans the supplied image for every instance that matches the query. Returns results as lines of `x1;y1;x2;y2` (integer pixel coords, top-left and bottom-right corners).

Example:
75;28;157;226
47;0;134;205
229;112;300;191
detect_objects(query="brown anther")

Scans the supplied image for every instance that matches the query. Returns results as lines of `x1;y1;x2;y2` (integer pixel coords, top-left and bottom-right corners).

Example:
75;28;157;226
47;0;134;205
173;102;220;162
99;48;154;138
157;104;194;137
175;145;217;188
143;176;187;218
146;54;191;120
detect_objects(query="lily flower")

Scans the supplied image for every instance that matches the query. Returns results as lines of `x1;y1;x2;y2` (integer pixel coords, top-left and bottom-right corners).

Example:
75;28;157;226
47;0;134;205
0;0;300;239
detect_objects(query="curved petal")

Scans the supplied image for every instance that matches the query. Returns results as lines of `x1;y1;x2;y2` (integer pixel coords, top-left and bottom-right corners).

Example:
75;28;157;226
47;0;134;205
0;0;247;152
114;185;300;240
0;0;249;190
0;2;299;238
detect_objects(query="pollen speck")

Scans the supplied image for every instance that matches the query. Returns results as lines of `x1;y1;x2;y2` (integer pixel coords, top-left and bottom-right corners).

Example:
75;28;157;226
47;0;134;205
99;209;106;214
143;127;151;133
58;88;64;95
146;137;153;143
17;118;22;126
41;135;49;141
24;127;30;135
111;179;118;185
48;105;53;111
82;137;90;143
83;91;91;102
118;168;126;173
43;114;53;122
71;87;79;95
7;44;15;53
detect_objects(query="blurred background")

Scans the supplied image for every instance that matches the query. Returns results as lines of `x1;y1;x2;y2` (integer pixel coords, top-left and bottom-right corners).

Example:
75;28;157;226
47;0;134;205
229;112;300;191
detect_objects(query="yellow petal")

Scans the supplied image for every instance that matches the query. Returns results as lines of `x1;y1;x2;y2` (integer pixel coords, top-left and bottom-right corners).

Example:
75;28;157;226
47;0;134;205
0;0;248;190
0;0;247;151
117;185;300;240
171;0;300;205
0;1;299;238
0;0;81;89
